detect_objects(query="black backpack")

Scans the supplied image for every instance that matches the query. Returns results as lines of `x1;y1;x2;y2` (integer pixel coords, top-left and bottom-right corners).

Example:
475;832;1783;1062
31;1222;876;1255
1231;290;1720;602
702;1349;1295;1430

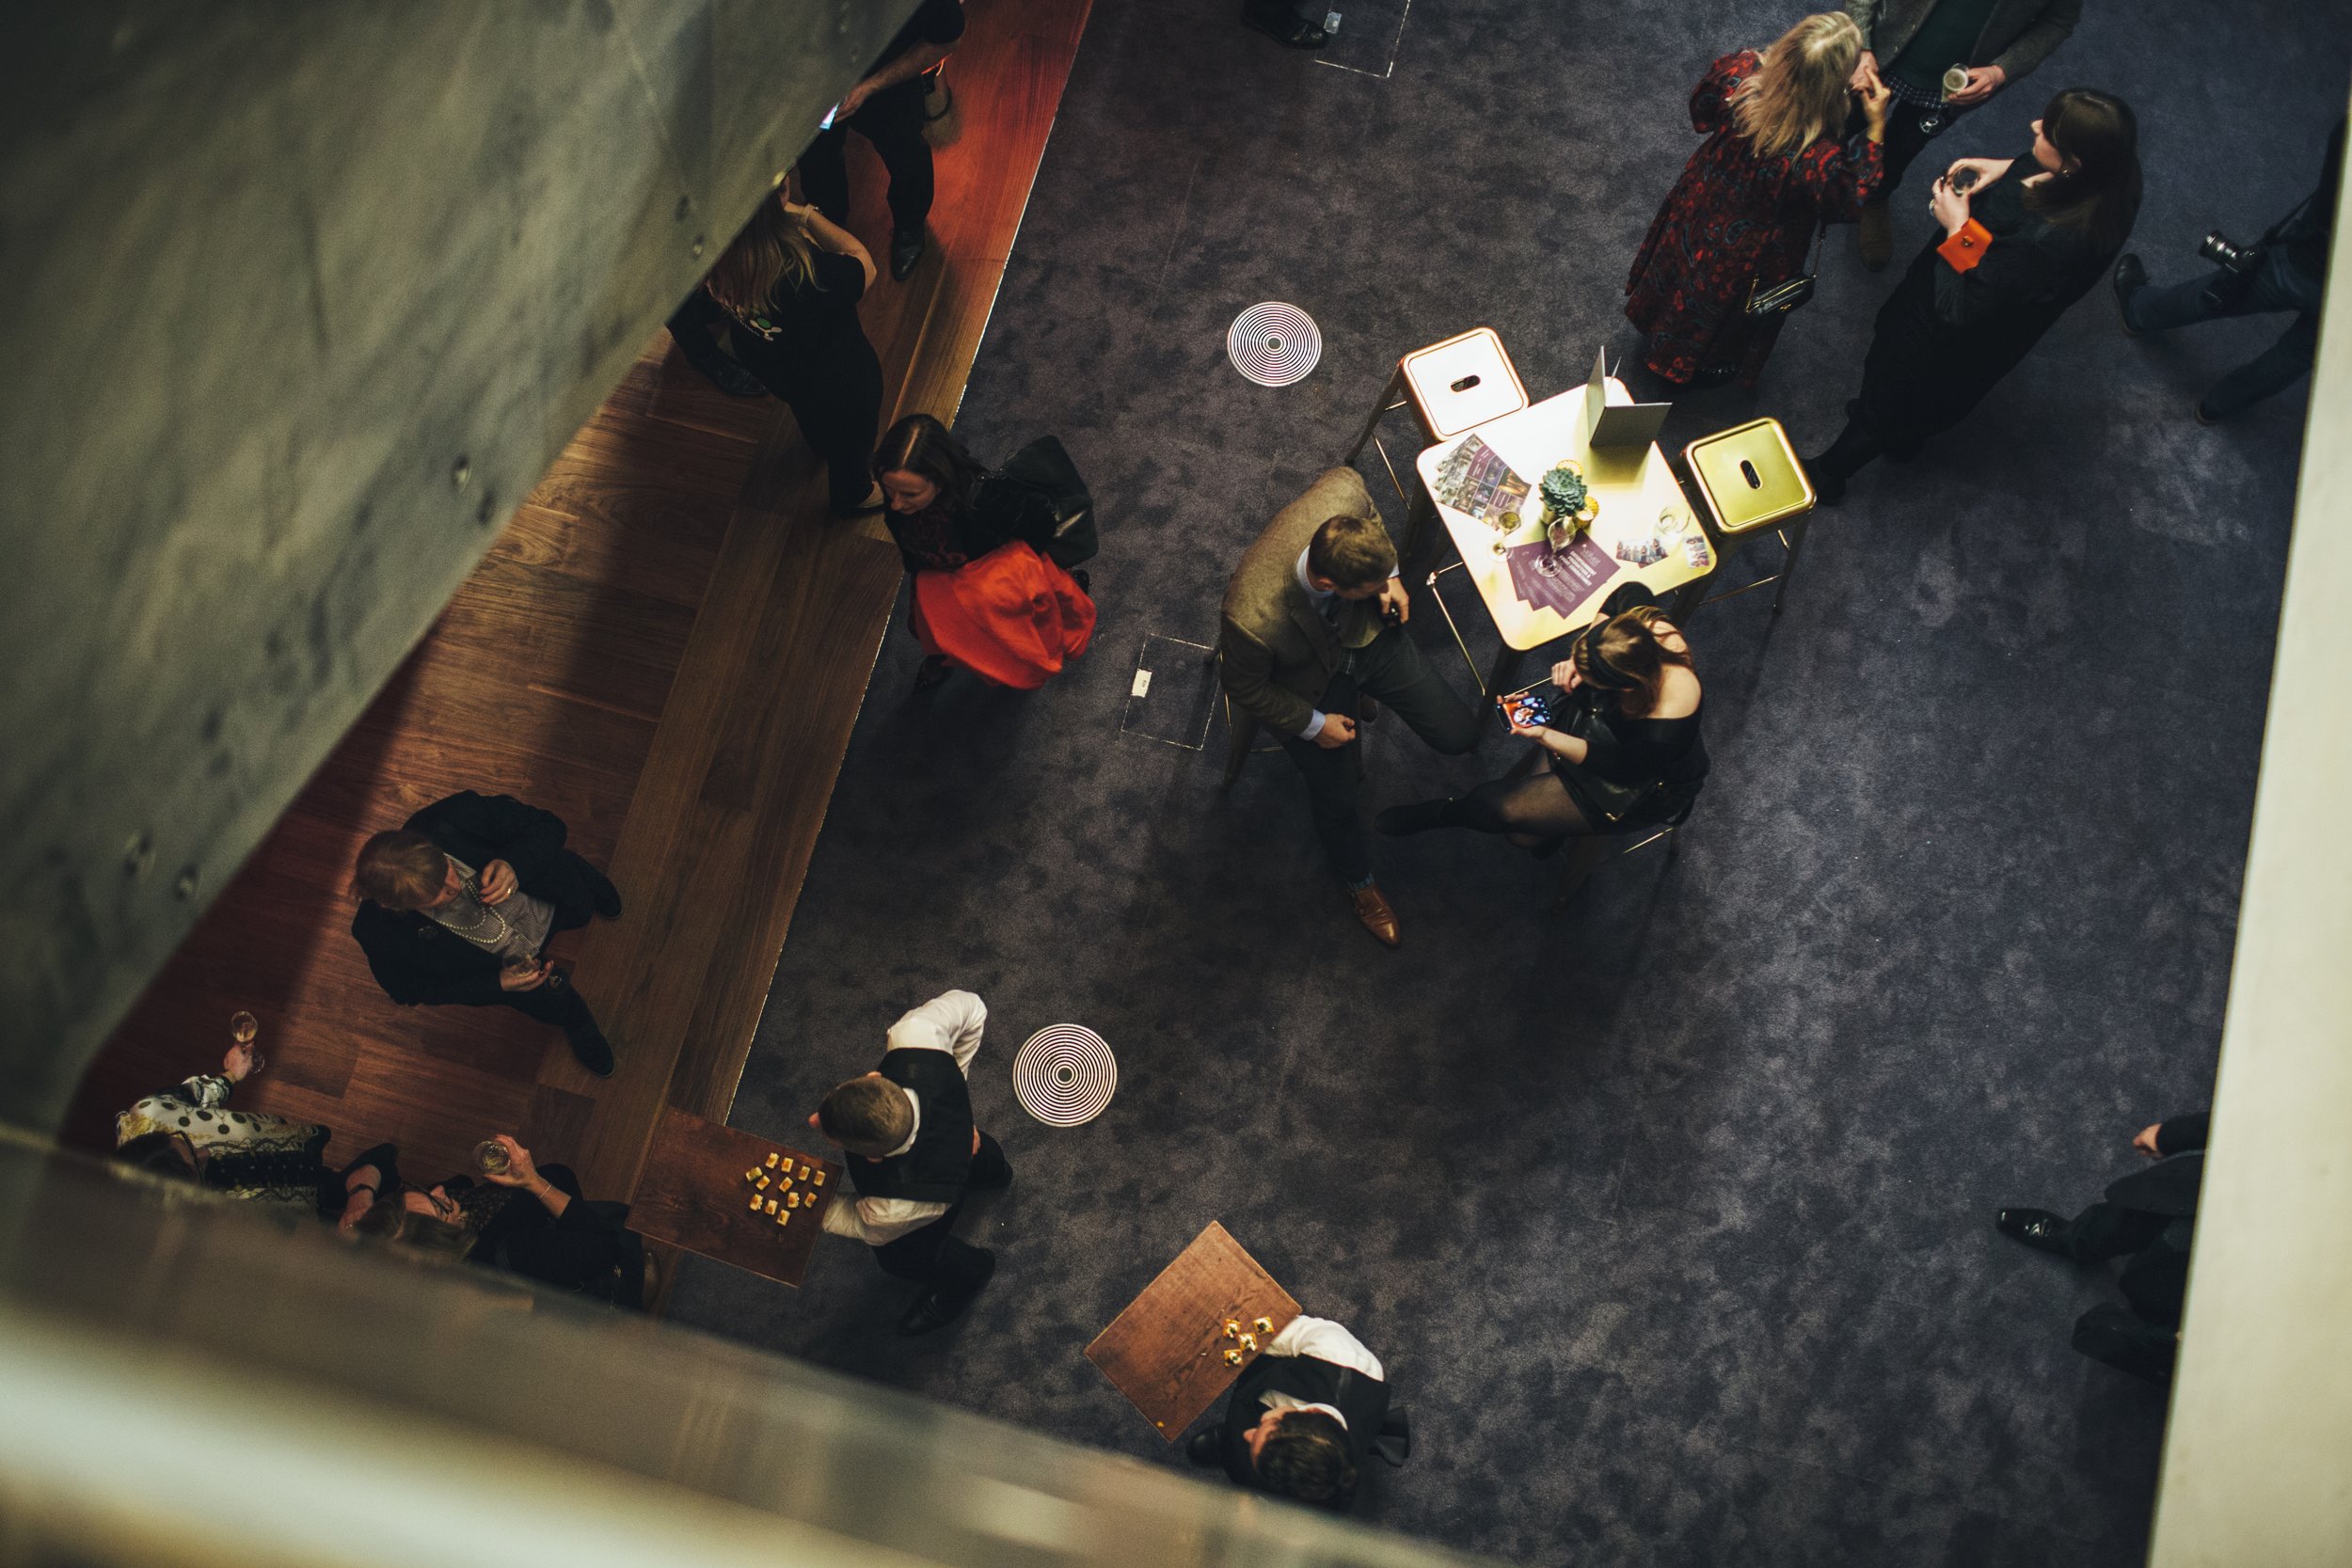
988;436;1097;568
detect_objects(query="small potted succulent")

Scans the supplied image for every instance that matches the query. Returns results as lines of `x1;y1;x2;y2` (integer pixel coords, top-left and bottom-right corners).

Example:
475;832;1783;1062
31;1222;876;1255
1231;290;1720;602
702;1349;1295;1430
1540;461;1598;548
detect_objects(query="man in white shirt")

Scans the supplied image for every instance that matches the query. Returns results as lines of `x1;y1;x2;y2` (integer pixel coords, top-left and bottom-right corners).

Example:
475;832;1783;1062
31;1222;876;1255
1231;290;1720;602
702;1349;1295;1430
809;990;1011;1336
1188;1314;1406;1511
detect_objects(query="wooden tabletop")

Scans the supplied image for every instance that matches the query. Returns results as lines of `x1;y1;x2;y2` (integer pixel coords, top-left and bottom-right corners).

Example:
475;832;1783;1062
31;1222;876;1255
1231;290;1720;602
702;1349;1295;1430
1085;1221;1299;1441
1418;380;1710;651
630;1105;841;1288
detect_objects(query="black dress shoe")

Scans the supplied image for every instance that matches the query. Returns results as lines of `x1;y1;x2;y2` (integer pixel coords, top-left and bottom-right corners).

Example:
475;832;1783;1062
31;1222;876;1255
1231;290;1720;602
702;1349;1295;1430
1804;457;1846;508
889;229;928;281
1185;1429;1222;1466
1995;1207;2074;1256
1243;1;1331;48
2112;253;2148;337
566;1027;616;1078
897;1251;994;1336
590;872;624;920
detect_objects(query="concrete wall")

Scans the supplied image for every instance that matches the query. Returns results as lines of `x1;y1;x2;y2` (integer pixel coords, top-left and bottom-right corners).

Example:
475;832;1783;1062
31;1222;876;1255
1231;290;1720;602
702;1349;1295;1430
2147;128;2352;1568
0;1;914;1130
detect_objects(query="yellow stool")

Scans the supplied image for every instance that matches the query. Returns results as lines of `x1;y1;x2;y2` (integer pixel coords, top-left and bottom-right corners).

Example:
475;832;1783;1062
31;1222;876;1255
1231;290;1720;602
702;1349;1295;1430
1345;327;1528;564
1677;418;1817;617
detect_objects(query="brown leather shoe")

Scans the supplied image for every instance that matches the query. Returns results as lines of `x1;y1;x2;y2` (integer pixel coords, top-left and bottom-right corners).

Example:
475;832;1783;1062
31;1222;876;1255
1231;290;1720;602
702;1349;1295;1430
1857;203;1893;271
1349;884;1402;947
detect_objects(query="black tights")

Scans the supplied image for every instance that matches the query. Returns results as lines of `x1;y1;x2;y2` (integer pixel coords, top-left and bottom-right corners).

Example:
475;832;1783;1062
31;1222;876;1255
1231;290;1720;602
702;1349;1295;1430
1446;772;1600;849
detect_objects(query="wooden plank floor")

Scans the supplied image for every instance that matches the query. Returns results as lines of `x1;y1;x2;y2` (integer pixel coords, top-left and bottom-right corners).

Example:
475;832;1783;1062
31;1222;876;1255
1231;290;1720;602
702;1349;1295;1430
66;0;1096;1235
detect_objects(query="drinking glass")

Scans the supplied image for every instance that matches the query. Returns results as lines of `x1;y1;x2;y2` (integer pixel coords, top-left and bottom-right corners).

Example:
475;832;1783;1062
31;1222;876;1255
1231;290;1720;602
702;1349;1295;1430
229;1010;264;1075
474;1139;513;1176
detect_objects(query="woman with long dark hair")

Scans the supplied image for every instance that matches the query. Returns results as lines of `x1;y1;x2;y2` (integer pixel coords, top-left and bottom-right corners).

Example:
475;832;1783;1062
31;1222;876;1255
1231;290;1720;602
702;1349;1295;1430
704;193;885;516
1808;88;2142;502
1626;13;1891;387
1375;606;1708;847
872;413;1096;692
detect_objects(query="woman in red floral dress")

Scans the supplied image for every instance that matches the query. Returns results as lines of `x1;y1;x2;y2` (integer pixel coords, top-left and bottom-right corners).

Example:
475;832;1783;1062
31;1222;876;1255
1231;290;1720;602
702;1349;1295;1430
1627;13;1891;387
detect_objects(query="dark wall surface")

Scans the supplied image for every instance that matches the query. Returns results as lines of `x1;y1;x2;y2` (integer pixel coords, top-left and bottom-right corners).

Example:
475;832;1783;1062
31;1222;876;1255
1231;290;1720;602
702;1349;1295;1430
0;1;915;1130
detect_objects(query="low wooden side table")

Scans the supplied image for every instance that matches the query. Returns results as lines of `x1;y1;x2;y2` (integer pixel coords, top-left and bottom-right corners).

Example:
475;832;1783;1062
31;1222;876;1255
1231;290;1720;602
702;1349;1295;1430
630;1106;842;1289
1086;1221;1299;1441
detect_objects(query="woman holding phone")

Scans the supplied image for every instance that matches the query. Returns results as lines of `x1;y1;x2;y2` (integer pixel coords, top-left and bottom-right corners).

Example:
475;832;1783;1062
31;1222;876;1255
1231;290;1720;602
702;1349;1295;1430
1375;605;1708;848
1808;88;2142;503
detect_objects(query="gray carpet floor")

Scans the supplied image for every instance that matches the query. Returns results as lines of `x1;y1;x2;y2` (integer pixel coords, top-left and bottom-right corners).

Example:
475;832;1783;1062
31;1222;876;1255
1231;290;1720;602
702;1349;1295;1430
668;2;2350;1561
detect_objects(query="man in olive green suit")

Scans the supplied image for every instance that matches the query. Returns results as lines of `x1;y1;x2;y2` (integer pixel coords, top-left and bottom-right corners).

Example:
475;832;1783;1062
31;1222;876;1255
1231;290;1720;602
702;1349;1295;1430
1844;0;2084;267
1218;467;1480;946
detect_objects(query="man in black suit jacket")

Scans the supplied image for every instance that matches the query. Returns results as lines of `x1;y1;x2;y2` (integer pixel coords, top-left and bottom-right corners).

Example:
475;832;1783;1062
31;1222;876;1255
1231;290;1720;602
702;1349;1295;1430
349;791;624;1075
1997;1111;2207;1383
1186;1315;1406;1511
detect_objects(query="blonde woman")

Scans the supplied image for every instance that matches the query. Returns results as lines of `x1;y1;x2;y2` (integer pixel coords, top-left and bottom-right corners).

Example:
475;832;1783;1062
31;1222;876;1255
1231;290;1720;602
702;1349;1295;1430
704;193;885;515
1625;14;1893;387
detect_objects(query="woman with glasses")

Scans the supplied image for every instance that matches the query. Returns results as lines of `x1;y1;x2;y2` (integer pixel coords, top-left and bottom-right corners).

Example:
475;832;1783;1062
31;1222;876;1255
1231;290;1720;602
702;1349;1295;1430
1375;605;1708;848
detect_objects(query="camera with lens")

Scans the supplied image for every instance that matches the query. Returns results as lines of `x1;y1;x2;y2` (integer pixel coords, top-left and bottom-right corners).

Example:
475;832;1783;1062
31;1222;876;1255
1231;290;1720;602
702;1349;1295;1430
2199;230;2265;275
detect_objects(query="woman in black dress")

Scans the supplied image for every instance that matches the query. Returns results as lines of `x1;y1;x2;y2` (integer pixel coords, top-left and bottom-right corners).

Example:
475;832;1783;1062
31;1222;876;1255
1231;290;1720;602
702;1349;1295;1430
1375;606;1708;847
704;193;886;516
1808;88;2141;503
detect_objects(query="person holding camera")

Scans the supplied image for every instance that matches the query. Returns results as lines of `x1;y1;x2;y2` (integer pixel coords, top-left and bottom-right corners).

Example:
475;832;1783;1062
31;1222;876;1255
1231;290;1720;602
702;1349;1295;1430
1807;88;2141;504
1375;602;1707;850
1843;0;2085;270
2113;120;2344;424
1625;13;1891;388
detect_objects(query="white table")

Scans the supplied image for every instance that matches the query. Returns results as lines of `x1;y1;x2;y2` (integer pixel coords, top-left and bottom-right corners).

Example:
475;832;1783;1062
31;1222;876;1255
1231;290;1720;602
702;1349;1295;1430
1414;379;1709;696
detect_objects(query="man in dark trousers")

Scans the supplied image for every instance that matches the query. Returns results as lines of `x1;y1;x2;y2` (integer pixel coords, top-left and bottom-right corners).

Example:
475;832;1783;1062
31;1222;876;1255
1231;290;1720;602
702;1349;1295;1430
797;0;964;282
1843;0;2084;268
1186;1314;1406;1511
349;791;624;1076
1997;1110;2208;1383
2115;119;2344;423
810;990;1011;1336
1218;467;1482;949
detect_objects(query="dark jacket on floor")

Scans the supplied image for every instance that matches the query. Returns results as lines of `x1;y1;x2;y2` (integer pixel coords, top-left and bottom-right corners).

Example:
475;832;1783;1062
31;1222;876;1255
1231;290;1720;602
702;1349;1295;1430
351;791;598;1007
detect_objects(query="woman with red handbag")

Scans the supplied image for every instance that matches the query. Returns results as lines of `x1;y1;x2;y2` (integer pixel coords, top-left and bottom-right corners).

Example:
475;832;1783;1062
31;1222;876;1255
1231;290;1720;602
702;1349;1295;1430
871;414;1096;695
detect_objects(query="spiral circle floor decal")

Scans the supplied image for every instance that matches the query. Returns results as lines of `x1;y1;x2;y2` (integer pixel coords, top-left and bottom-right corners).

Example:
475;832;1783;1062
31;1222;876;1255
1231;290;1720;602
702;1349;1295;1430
1014;1023;1119;1127
1227;302;1323;388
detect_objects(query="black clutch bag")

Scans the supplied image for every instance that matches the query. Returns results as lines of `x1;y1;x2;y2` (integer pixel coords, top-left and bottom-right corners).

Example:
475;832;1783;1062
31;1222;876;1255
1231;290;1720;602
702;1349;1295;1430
1744;224;1827;319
